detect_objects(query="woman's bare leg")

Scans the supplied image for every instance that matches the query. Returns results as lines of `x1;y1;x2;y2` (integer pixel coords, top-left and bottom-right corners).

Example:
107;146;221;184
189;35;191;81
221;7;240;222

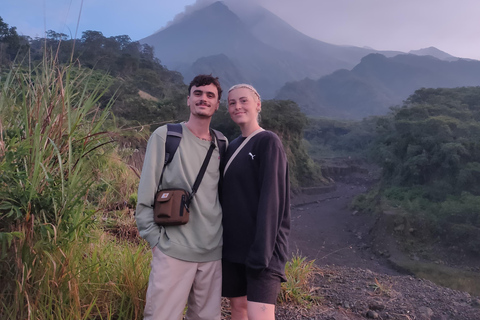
229;296;248;320
247;301;275;320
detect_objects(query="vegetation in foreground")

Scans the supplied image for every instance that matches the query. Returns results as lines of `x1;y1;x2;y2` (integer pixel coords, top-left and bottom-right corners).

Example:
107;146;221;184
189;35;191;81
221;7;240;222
0;25;320;319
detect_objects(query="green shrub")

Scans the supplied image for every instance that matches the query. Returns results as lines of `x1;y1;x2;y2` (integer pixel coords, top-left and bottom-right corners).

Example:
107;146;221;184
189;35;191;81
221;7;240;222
279;253;320;306
378;188;480;254
351;187;381;214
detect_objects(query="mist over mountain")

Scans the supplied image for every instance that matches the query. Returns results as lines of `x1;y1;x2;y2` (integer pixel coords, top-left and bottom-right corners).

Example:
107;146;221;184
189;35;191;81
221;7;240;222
139;1;404;98
139;1;477;118
276;53;480;119
236;5;401;69
141;2;304;98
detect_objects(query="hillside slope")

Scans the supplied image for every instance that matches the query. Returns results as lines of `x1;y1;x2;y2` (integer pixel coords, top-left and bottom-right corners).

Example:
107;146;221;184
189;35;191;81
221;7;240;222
276;54;480;119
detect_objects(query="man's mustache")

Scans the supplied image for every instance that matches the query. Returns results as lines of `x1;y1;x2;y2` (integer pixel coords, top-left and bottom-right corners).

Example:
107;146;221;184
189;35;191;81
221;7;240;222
196;100;210;107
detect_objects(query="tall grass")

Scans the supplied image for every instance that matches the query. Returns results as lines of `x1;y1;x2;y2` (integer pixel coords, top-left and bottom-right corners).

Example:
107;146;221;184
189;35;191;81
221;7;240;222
0;55;113;234
0;228;151;319
0;54;150;318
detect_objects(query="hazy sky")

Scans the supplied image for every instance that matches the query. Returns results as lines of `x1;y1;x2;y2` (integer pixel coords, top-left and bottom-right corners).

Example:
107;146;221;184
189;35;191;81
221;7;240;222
2;0;479;60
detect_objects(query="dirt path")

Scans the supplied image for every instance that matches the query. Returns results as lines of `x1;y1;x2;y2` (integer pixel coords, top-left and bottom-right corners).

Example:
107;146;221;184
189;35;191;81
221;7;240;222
290;180;400;276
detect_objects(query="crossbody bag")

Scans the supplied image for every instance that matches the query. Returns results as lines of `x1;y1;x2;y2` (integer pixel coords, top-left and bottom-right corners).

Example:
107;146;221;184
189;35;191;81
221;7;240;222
154;132;216;226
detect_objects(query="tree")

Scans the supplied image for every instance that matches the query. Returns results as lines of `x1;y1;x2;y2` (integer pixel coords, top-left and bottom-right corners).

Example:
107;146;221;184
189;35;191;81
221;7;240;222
79;30;106;68
376;87;480;197
112;35;131;50
46;30;68;41
261;100;323;188
0;16;27;63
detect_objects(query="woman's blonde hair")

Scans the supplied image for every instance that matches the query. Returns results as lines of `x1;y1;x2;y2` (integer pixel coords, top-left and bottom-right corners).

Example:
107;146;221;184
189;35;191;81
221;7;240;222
228;84;261;101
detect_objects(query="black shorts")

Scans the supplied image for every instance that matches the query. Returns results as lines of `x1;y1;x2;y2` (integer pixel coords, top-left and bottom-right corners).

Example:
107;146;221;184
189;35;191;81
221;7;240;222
221;260;282;304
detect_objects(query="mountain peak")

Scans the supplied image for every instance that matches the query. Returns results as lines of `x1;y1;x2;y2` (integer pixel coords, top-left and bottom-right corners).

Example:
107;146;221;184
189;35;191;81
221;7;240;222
409;47;457;61
182;1;235;23
156;1;232;31
201;1;229;12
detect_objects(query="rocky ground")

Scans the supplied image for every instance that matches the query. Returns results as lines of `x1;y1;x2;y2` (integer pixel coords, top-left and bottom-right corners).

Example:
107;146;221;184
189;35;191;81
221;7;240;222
275;265;480;320
223;160;480;320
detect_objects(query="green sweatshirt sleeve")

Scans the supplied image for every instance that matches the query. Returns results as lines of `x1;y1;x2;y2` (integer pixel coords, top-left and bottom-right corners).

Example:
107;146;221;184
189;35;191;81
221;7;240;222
135;128;166;248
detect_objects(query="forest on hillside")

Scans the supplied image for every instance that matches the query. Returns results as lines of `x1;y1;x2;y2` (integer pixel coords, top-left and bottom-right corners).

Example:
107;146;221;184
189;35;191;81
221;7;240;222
1;17;188;125
305;87;480;255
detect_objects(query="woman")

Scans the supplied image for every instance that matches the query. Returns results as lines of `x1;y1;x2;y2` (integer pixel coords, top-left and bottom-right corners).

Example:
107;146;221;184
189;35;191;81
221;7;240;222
221;84;290;320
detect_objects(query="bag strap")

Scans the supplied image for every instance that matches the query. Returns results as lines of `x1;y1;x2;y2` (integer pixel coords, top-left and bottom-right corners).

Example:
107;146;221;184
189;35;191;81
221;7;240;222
223;128;264;176
163;124;225;166
164;123;182;166
212;128;227;160
157;124;217;209
186;135;216;207
157;123;183;190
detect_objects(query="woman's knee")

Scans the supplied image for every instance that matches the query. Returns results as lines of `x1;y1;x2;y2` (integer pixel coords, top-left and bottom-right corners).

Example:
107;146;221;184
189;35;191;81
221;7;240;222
229;296;248;320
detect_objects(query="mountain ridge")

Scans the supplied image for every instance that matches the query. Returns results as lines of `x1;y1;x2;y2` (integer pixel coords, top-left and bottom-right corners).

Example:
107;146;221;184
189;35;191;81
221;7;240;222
276;53;480;119
139;1;478;118
141;2;313;97
139;2;414;99
409;46;458;61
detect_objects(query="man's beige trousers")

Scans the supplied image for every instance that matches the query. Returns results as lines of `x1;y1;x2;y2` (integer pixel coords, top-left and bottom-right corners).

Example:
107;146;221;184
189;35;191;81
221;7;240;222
143;247;222;320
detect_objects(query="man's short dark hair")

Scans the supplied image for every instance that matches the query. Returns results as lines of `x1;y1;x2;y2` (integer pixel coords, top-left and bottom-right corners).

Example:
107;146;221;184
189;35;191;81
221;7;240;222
188;74;223;100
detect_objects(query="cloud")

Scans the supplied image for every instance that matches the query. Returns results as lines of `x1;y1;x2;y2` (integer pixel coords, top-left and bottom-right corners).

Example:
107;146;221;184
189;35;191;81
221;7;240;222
160;0;215;30
160;0;263;31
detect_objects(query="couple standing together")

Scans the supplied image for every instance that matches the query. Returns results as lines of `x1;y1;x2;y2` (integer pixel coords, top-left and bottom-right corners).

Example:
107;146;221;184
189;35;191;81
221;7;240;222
135;74;291;320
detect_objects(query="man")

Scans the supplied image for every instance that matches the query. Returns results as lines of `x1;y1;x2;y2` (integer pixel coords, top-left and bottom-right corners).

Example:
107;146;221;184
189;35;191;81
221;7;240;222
135;74;226;320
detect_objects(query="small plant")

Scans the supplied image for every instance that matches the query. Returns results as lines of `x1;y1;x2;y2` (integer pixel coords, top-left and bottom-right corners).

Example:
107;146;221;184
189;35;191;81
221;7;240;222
278;252;321;306
128;193;138;208
369;278;393;296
